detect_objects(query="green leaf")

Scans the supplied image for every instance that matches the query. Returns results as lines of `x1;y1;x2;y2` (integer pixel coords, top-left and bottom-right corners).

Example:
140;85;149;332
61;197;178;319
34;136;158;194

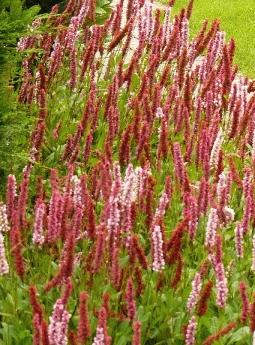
10;0;22;20
96;7;107;15
228;326;250;344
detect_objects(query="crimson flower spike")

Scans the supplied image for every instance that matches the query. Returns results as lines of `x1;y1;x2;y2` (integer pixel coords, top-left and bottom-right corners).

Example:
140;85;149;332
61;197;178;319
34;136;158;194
83;131;93;163
108;18;134;52
197;280;213;316
17;165;31;229
125;278;137;321
171;253;183;288
144;176;155;229
112;0;124;35
203;322;236;345
92;307;111;345
239;281;249;324
110;245;122;290
69;331;78;345
186;0;194;20
173;142;186;187
102;293;111;318
119;125;132;167
77;292;91;344
222;46;232;106
33;314;41;345
197;177;209;216
178;48;187;90
29;285;44;324
132;235;148;269
134;267;144;297
196;19;219;56
132;320;142;345
93;227;105;273
250;293;255;333
6;174;17;222
41;320;49;345
69;45;77;90
229;100;241;139
10;209;25;280
157;118;168;163
227;38;236;64
88;0;96;22
44;229;75;292
122;22;133;58
36;176;45;201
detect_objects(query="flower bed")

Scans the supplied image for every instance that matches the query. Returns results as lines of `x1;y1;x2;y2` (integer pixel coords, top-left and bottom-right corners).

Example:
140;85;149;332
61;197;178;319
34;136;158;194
1;0;255;343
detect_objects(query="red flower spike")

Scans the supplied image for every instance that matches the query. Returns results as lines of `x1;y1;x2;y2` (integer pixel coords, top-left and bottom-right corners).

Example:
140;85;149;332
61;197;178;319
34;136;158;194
134;266;144;297
132;320;142;345
108;18;134;52
44;230;75;292
61;278;73;306
41;320;49;345
6;174;17;222
33;314;41;345
17;166;31;229
125;278;137;321
203;322;237;345
186;0;194;20
93;229;105;273
10;209;25;279
69;331;78;345
102;293;111;318
171;253;183;288
132;235;148;269
77;292;91;343
197;280;213;316
239;281;249;324
29;285;43;323
250;295;255;333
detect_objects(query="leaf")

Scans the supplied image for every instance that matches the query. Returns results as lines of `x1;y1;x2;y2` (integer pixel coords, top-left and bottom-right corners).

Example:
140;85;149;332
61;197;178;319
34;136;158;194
227;326;250;344
10;0;22;20
116;335;132;345
119;255;129;267
96;7;107;15
25;5;41;18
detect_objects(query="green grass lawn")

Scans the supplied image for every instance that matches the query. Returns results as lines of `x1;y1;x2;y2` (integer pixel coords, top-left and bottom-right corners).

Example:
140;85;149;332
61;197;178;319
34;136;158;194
169;0;255;78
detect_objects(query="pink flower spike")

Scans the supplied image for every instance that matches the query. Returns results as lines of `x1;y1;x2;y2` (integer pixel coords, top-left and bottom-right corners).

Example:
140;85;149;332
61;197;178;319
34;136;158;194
0;203;10;233
0;232;9;275
173;142;186;186
33;201;46;246
185;316;197;345
186;272;202;313
210;128;224;169
235;223;243;258
48;298;70;345
215;261;228;308
252;234;255;271
205;208;218;248
151;224;165;272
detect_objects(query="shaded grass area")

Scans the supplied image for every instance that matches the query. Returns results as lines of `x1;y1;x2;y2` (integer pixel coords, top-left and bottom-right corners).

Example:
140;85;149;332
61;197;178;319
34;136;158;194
170;0;255;78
